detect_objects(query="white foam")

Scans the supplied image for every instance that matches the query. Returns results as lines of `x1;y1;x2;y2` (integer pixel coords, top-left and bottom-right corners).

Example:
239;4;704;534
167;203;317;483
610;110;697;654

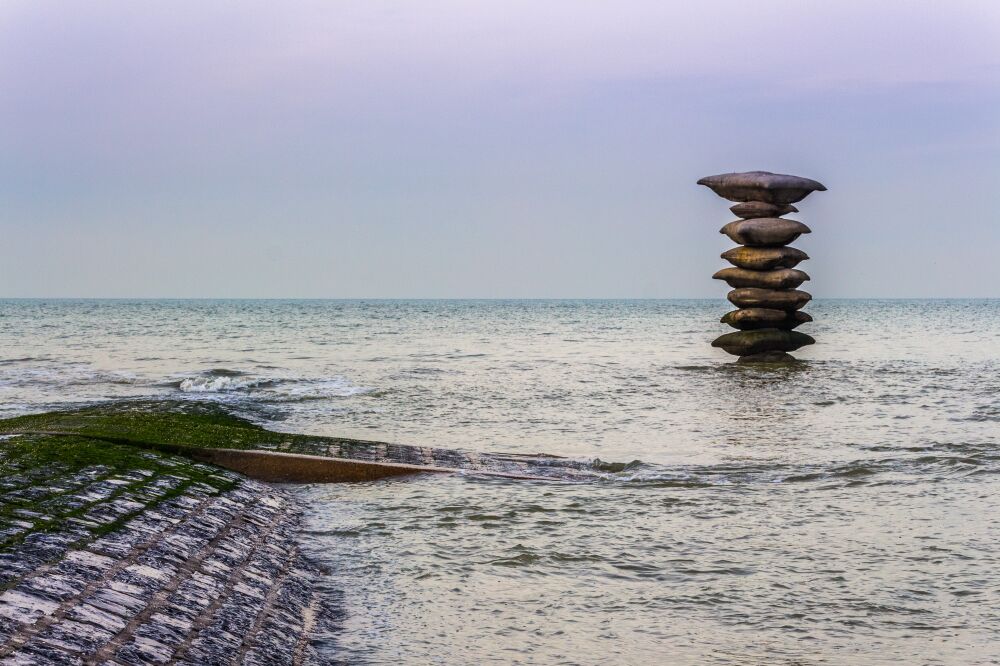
177;375;264;393
268;377;375;401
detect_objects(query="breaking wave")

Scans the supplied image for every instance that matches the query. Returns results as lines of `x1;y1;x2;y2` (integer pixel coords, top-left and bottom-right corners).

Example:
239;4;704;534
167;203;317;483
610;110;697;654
173;369;376;402
177;370;270;393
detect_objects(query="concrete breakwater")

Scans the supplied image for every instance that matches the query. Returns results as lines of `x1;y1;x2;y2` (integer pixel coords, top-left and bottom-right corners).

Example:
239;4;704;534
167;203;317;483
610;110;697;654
0;400;601;664
0;433;340;665
0;401;602;484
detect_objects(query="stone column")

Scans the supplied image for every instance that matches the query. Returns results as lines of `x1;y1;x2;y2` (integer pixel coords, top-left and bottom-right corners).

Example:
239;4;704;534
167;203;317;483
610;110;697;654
697;171;826;363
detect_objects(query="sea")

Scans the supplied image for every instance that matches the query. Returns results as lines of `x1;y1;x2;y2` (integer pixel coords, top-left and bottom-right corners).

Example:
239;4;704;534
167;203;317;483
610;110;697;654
1;299;998;665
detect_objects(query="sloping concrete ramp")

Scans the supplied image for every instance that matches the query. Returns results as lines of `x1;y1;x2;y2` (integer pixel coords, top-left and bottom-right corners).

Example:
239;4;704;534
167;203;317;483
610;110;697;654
191;447;553;483
0;464;336;665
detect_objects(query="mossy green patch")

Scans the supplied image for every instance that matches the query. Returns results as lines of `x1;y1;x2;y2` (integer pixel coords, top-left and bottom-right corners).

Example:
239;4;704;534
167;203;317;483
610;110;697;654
0;431;239;569
1;399;436;490
0;400;328;453
5;398;395;454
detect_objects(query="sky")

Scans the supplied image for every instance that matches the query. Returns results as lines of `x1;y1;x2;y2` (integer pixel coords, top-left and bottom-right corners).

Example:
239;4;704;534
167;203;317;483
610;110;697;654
2;1;999;298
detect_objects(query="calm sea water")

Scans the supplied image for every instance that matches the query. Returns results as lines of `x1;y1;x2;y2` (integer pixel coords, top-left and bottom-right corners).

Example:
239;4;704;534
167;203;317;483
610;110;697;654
2;299;999;664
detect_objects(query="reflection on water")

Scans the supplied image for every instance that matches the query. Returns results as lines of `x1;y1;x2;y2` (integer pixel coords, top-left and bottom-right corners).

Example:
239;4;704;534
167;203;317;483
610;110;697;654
2;299;999;664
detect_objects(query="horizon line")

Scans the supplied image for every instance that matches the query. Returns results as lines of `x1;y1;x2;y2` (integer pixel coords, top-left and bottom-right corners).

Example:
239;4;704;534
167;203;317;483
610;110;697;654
2;296;998;301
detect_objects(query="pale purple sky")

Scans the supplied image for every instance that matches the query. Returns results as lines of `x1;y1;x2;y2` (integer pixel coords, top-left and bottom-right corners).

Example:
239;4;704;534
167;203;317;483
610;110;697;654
2;1;999;297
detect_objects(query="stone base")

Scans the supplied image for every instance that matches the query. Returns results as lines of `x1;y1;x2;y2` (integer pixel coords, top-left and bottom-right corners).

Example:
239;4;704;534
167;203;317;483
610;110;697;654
736;351;797;364
712;328;815;356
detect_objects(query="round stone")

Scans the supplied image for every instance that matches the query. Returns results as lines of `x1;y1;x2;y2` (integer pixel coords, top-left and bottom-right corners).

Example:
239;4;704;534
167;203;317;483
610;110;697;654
721;246;809;270
736;351;798;364
711;329;815;356
720;218;811;247
727;288;812;311
729;201;798;219
720;308;812;330
697;171;827;204
713;267;809;290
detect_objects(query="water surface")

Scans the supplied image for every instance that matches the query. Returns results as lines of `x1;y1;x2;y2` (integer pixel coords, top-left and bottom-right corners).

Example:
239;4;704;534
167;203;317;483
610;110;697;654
2;299;998;664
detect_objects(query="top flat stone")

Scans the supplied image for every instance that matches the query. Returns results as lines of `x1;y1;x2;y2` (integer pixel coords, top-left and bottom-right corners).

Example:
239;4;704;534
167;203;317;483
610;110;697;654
697;171;826;204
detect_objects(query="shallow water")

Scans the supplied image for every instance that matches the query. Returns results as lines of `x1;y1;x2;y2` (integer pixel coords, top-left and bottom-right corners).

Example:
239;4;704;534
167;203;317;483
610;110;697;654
299;474;999;665
2;299;999;664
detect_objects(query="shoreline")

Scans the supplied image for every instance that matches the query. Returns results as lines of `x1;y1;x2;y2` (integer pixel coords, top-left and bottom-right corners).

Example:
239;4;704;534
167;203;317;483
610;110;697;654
0;400;592;663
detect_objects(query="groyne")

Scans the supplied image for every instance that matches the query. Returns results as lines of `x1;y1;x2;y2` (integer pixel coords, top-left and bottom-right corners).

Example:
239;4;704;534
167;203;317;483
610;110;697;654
0;401;594;663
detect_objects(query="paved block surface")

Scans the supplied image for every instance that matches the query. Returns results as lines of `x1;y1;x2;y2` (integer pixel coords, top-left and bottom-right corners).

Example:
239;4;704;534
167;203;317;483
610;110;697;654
0;437;338;665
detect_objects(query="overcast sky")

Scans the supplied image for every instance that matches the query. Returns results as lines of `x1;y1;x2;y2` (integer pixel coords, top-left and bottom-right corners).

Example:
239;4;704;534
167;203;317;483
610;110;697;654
2;1;999;297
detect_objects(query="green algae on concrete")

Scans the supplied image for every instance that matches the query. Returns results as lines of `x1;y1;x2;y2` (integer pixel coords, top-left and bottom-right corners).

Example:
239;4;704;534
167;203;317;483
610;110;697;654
0;437;332;664
0;400;381;460
0;432;239;582
0;401;298;452
0;400;578;484
0;401;423;484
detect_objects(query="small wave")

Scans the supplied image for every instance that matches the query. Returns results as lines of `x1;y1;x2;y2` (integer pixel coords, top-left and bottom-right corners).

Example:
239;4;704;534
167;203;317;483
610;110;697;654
397;367;452;376
0;357;47;365
178;375;270;392
203;368;248;377
591;458;645;473
175;369;266;392
956;408;1000;422
489;552;540;567
0;366;138;387
831;464;877;478
266;378;376;402
173;370;376;403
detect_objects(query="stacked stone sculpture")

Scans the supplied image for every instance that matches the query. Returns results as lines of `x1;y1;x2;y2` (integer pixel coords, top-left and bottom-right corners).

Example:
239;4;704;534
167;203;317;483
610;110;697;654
697;171;826;363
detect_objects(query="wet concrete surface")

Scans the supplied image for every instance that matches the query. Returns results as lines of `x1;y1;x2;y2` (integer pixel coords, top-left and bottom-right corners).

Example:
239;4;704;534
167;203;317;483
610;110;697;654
0;445;340;665
273;437;603;482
